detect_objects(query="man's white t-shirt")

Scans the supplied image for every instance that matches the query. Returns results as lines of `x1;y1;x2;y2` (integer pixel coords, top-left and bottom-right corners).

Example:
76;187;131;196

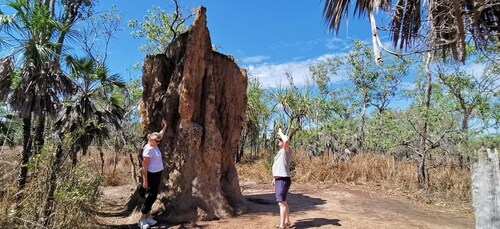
143;144;164;172
272;148;292;177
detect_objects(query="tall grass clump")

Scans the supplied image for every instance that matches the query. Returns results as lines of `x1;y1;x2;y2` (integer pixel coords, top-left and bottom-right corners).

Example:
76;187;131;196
0;143;103;228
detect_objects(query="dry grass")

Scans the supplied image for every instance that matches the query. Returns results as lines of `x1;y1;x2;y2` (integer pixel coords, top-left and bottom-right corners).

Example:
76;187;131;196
101;151;135;186
237;151;472;209
1;145;473;227
0;146;137;228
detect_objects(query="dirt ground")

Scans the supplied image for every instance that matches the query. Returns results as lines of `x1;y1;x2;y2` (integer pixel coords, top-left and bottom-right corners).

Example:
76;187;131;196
96;181;474;229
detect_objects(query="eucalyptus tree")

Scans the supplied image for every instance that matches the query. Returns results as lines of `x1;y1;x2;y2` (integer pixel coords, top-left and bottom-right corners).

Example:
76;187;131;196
337;40;408;151
399;54;462;188
435;56;499;167
128;0;192;55
0;0;92;203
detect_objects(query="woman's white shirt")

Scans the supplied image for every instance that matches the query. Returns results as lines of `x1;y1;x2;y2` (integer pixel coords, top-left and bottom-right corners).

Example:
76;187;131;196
143;144;164;172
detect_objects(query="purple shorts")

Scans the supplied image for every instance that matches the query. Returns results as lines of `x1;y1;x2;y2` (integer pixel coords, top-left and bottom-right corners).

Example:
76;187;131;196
274;177;291;202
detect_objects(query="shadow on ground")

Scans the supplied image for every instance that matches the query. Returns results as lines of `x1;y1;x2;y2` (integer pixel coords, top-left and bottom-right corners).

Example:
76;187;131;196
246;192;327;214
98;190;330;228
97;222;205;229
293;218;342;228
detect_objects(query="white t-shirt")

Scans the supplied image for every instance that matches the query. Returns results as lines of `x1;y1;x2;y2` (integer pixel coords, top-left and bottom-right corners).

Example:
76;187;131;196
143;144;164;172
272;148;292;177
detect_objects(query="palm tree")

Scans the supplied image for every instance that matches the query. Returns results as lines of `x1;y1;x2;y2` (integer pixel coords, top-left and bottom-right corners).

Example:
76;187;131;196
322;0;500;62
56;56;125;165
0;0;91;204
45;56;125;226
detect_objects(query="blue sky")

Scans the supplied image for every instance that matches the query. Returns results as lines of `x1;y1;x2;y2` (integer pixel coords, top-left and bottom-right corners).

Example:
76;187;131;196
96;0;374;87
1;0;487;89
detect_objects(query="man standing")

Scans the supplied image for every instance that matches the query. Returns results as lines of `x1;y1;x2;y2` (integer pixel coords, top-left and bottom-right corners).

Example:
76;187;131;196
272;128;292;229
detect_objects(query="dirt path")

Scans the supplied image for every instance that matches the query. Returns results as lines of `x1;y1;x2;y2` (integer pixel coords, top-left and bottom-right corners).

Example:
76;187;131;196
96;182;474;229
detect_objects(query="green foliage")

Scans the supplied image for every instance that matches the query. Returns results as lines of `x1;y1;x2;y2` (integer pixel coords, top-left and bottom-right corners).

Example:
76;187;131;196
128;4;190;55
309;57;341;95
365;109;413;152
263;153;274;172
0;104;22;145
29;141;101;228
468;134;500;152
50;164;101;228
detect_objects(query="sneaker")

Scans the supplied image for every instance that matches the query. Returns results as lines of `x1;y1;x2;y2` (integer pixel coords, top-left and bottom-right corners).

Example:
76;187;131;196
138;219;150;229
145;217;157;226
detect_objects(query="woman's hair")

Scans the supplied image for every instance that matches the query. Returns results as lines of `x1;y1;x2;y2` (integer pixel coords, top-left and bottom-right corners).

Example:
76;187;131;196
148;132;160;140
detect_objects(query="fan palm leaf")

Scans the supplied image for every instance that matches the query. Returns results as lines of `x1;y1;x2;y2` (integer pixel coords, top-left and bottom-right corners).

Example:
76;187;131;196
54;56;124;161
322;0;500;61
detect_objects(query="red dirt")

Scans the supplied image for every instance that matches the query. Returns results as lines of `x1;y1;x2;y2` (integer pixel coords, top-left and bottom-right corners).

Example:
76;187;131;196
96;181;474;229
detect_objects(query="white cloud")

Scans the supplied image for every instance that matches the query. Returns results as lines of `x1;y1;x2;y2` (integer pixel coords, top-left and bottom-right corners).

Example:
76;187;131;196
325;37;349;51
241;55;270;64
244;53;347;88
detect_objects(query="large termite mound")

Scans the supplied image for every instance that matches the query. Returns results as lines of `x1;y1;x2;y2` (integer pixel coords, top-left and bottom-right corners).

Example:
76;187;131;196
140;6;248;223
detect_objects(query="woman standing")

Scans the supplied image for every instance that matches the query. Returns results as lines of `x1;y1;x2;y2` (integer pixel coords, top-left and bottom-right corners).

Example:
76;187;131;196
272;128;293;229
138;120;167;229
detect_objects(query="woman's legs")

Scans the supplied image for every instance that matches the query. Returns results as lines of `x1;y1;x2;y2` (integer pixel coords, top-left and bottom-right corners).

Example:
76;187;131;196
140;171;162;221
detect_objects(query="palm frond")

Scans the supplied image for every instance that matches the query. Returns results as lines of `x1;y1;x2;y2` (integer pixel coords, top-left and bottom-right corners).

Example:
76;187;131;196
0;12;15;27
323;0;500;61
390;0;421;49
323;0;390;34
0;55;14;100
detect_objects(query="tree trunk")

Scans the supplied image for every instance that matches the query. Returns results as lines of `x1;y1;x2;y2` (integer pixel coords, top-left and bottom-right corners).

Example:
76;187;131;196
44;144;63;227
99;148;105;176
357;91;368;152
129;153;138;183
69;149;78;166
418;53;433;189
113;150;118;173
236;128;246;163
263;119;269;154
140;7;247;223
17;115;32;204
459;110;471;169
472;148;500;228
33;112;46;156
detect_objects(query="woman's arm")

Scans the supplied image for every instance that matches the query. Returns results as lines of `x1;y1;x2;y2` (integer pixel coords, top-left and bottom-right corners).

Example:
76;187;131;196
142;157;151;189
158;120;168;140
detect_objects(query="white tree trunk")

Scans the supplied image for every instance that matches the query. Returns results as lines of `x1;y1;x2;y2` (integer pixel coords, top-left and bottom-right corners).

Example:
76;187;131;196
472;148;500;229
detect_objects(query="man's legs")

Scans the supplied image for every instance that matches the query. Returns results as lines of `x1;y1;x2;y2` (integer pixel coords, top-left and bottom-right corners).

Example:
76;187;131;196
285;200;290;225
278;201;290;228
275;177;292;228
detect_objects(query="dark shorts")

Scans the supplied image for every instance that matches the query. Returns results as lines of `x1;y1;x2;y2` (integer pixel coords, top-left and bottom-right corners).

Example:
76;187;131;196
274;177;291;202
